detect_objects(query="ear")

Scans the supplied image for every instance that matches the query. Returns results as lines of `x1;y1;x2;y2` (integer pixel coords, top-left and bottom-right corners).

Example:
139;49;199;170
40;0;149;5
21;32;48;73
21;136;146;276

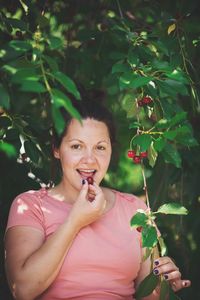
53;147;60;159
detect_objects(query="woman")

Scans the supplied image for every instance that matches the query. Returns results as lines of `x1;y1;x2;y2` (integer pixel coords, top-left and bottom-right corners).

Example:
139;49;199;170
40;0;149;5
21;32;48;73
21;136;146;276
5;97;191;300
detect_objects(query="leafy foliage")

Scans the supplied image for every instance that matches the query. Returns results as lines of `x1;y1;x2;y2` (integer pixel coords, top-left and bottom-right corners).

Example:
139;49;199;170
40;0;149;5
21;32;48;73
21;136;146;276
0;1;200;299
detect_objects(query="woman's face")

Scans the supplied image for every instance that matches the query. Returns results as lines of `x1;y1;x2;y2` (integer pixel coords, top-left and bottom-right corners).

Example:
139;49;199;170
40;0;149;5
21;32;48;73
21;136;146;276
54;118;112;192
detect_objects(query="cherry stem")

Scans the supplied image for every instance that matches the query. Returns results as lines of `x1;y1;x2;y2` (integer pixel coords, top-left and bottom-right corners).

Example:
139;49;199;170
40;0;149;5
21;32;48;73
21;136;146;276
141;162;150;210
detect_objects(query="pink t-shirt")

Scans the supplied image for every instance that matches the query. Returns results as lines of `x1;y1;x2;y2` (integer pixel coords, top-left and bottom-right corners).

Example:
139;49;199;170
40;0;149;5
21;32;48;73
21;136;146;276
6;188;147;300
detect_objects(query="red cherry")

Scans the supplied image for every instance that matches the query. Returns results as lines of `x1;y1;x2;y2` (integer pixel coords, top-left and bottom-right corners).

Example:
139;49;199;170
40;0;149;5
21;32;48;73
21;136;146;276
142;96;153;105
127;150;136;158
137;100;144;107
86;176;94;185
133;155;142;164
140;151;148;158
136;226;143;232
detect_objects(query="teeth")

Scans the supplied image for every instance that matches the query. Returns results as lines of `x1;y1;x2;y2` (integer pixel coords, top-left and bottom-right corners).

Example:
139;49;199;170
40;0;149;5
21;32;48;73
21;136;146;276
79;169;95;173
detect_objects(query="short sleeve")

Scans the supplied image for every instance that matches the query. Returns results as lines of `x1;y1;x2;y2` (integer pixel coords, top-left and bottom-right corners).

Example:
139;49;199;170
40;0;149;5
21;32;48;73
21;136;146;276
121;192;161;237
6;191;45;233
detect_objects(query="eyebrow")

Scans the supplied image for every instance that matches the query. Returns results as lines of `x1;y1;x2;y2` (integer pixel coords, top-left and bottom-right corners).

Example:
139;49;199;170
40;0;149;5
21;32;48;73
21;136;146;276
67;139;110;144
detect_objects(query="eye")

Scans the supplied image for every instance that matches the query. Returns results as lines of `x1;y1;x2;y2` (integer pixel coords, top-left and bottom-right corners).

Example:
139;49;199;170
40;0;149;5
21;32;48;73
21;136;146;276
71;144;82;150
96;145;106;151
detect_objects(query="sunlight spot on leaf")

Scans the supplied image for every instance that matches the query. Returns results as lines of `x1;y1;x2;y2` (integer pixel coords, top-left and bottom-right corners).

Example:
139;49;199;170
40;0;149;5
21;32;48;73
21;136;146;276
168;23;176;35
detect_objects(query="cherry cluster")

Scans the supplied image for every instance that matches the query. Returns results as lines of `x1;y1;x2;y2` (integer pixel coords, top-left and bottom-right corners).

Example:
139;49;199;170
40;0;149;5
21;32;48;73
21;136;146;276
127;150;148;164
137;96;153;107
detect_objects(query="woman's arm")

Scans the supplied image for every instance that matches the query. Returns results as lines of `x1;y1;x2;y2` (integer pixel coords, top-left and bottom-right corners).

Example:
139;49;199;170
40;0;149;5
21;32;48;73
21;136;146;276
5;219;78;300
5;182;106;300
135;252;191;300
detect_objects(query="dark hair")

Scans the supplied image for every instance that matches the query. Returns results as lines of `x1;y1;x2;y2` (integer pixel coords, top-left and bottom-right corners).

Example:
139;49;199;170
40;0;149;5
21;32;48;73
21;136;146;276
53;98;116;149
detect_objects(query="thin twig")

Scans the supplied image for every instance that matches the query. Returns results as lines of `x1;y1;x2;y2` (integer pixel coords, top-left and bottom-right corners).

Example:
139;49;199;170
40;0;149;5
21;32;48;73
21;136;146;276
116;0;124;19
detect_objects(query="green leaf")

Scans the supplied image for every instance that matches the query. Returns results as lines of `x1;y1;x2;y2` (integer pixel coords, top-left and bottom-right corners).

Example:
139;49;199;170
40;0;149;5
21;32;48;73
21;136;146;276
4;128;21;153
157;203;188;215
51;89;81;121
135;272;159;299
0;142;17;157
119;72;133;90
129;76;152;89
0;84;10;109
48;36;63;49
148;143;158;167
142;225;158;248
43;55;59;72
9;40;31;52
162;143;182;168
20;81;46;93
24;140;40;164
112;61;130;73
155;119;169;130
154;137;166;152
142;248;152;261
132;134;152;152
165;70;189;84
165;79;189;96
36;15;49;28
127;50;139;66
51;105;66;135
6;18;27;31
11;68;39;83
53;72;81;100
175;124;198;146
5;128;19;140
130;211;148;228
129;121;141;129
169;112;187;128
158;236;168;256
157;80;176;98
160;280;170;300
163;130;177;141
122;96;138;118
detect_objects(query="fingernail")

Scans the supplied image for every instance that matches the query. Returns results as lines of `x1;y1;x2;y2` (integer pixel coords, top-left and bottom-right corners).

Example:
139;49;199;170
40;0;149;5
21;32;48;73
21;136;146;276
82;179;86;185
154;260;159;266
164;274;168;280
183;282;187;287
153;269;159;275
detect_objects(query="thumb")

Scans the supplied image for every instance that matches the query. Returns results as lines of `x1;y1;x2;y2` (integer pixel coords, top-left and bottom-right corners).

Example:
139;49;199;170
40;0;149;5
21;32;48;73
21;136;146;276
78;179;89;200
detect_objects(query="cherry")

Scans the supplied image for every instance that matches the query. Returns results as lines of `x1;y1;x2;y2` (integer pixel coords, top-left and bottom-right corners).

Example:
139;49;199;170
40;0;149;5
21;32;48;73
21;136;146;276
86;176;94;185
142;96;153;105
21;153;28;162
140;151;148;158
137;100;144;107
136;226;143;232
133;155;142;164
127;150;136;158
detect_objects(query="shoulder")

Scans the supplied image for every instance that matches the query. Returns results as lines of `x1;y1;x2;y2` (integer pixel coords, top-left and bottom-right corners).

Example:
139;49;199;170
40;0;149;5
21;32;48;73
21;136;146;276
10;189;45;209
114;190;147;211
6;189;46;232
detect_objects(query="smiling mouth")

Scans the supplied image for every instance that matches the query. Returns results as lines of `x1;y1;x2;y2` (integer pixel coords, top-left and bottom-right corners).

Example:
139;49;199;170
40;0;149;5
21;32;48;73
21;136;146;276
77;169;96;179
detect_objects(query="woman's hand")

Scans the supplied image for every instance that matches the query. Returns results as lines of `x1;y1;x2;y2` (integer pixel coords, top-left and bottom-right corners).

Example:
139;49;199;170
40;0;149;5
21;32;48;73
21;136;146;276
153;256;191;292
68;180;106;230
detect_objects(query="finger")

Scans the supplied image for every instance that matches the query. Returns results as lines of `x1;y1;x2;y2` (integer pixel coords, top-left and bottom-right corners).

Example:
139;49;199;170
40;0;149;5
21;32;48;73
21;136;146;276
78;179;89;199
90;182;102;193
170;279;191;292
153;263;179;276
163;270;181;282
181;280;191;288
154;256;175;267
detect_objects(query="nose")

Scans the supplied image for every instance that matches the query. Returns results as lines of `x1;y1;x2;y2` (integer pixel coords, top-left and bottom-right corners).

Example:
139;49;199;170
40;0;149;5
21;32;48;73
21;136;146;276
81;149;96;163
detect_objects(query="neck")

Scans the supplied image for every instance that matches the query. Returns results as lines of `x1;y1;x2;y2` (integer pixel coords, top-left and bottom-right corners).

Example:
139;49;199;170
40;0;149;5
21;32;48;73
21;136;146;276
51;180;79;204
